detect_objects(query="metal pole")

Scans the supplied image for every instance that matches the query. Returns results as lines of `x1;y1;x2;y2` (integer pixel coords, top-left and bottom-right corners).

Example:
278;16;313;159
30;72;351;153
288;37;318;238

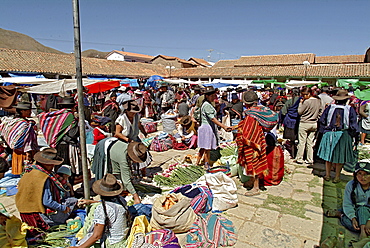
72;0;90;199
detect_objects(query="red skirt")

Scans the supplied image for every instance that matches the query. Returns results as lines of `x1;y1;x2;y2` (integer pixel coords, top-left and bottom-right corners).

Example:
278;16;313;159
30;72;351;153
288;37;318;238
263;146;284;186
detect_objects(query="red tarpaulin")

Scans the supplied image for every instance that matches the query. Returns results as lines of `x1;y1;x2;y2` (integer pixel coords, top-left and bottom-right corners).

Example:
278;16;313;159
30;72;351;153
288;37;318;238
85;80;120;93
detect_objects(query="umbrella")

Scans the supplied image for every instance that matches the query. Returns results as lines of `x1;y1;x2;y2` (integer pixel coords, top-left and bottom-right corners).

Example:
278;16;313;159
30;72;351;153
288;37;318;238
85;80;120;93
147;75;164;82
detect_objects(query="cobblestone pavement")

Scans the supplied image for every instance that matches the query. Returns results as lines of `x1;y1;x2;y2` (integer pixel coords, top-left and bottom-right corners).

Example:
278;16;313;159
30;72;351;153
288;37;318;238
0;146;359;248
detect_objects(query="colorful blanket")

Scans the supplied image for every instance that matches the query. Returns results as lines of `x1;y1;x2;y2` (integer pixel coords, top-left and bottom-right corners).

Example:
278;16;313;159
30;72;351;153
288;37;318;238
0;117;37;151
38;109;75;148
245;105;278;131
236;116;268;177
186;213;237;248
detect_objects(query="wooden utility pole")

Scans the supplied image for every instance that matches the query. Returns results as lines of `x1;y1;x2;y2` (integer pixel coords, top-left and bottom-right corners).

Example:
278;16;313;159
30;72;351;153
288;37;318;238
72;0;90;199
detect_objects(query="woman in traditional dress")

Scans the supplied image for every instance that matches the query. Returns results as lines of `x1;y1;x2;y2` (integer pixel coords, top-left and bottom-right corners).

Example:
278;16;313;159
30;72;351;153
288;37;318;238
195;86;231;168
358;100;370;145
0;101;38;175
102;92;120;134
115;99;151;181
70;174;129;248
318;89;359;183
174;115;197;149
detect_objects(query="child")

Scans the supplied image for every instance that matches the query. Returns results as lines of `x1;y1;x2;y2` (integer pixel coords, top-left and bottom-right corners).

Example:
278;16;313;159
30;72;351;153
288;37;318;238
56;165;74;197
174;115;197;149
326;161;370;240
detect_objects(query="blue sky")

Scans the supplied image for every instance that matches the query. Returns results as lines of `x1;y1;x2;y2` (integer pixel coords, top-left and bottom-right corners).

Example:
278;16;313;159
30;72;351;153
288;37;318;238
1;0;369;61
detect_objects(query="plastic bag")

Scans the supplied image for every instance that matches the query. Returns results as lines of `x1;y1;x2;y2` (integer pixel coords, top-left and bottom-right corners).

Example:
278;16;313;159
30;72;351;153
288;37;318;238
126;215;152;248
0;215;28;248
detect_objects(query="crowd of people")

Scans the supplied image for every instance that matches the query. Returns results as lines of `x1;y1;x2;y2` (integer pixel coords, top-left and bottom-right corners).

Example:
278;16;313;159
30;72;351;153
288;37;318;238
2;80;370;245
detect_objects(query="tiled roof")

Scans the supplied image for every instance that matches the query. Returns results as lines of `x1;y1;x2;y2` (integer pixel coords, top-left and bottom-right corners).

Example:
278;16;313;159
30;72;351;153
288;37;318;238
315;55;364;64
172;64;370;78
1;48;370;79
0;48;167;77
152;55;196;65
212;59;238;68
107;50;154;60
188;57;211;67
235;53;316;66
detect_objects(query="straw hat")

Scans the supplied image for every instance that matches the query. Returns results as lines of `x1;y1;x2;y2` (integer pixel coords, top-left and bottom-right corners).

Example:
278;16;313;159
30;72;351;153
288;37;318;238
127;142;147;163
332;89;350;101
34;148;64;165
178;115;191;126
92;174;123;197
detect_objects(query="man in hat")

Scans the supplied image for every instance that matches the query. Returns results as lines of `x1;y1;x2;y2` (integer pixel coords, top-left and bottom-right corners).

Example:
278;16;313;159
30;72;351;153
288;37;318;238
159;83;175;113
0;101;38;175
116;86;132;106
92;140;148;205
234;91;277;196
15;148;73;235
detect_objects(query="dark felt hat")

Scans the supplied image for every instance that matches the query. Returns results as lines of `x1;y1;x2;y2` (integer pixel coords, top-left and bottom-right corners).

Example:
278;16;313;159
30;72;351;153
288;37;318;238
58;97;76;107
242;91;259;104
127;142;147;163
122;100;142;113
92;174;123;197
34;148;64;165
193;85;201;91
203;86;216;95
14;101;32;110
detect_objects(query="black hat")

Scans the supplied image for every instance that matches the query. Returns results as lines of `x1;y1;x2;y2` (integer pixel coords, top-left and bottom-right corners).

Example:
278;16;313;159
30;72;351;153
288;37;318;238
13;101;32;110
193;85;201;91
203;86;216;95
58;97;76;108
242;91;258;104
122;100;142;113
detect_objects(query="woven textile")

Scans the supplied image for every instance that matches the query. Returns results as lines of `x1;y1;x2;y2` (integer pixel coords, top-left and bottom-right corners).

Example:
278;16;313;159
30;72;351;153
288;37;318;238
38;109;75;148
245;105;278;132
185;213;237;248
236;116;268;177
0;117;37;151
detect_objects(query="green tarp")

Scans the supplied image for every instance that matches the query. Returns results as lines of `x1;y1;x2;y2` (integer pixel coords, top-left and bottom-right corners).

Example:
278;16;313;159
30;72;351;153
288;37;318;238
355;89;370;100
337;79;370;89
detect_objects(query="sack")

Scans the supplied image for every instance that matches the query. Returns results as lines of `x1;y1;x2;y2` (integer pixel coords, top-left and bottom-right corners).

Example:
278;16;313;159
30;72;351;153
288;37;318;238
144;122;157;134
127;215;152;248
150;136;173;152
145;229;181;248
196;172;238;211
150;193;197;233
264;146;285;186
162;118;176;134
0;204;28;248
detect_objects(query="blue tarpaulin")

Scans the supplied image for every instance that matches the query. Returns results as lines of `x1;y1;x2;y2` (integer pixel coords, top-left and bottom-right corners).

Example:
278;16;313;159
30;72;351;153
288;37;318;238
203;82;236;89
2;73;45;86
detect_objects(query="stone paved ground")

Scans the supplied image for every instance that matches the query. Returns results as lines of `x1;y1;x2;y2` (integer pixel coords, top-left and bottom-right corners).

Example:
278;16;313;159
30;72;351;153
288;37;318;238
0;140;359;248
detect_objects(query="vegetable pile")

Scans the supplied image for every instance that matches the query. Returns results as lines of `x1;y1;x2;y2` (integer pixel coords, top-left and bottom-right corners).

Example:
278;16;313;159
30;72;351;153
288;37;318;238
154;163;205;187
358;145;370;160
162;194;178;210
37;225;74;247
219;141;238;157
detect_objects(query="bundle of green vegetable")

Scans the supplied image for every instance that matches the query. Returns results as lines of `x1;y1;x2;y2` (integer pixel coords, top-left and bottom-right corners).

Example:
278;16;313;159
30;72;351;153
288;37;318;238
154;163;205;187
358;145;370;160
134;183;162;194
219;141;238;157
37;225;74;247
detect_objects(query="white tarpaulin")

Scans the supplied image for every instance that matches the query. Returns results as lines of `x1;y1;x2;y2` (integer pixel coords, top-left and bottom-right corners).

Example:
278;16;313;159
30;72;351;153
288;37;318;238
285;80;321;89
162;79;192;84
26;79;101;96
211;79;253;85
0;77;56;84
